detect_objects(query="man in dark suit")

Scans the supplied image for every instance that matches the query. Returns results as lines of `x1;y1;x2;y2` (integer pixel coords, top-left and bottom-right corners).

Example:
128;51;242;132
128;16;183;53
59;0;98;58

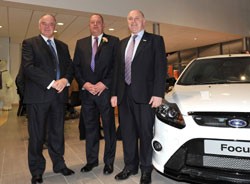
73;13;119;175
111;10;167;184
21;14;75;184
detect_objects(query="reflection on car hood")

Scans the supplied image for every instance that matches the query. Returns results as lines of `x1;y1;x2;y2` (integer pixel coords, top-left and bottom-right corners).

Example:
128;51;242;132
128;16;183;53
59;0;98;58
166;84;250;115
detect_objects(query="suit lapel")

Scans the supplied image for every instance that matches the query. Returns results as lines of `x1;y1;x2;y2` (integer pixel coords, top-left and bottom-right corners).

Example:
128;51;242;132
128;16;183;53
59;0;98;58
87;36;92;54
94;34;110;71
38;35;56;67
54;39;62;72
95;34;108;59
134;32;148;59
38;35;53;57
54;39;60;59
86;36;92;66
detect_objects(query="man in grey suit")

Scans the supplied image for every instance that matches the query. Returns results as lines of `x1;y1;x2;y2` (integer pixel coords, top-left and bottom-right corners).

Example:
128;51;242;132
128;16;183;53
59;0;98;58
111;10;167;184
73;13;119;175
21;14;74;184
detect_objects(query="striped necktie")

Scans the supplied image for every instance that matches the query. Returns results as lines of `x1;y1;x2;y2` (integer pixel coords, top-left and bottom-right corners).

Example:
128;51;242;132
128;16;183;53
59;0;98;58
125;35;137;85
90;37;98;72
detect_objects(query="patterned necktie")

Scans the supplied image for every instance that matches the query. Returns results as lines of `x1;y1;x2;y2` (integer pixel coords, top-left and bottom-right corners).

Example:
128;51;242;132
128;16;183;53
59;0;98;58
125;35;137;85
91;37;98;72
47;39;60;79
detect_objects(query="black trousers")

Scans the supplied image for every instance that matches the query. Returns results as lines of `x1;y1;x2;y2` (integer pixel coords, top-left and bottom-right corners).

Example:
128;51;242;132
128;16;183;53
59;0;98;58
81;89;116;165
119;85;155;173
27;99;66;176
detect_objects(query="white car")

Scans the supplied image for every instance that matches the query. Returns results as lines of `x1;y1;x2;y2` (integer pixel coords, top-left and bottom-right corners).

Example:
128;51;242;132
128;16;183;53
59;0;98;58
152;54;250;184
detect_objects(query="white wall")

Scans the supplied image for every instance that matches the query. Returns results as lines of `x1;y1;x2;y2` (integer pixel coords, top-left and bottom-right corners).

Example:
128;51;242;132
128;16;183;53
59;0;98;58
0;37;10;65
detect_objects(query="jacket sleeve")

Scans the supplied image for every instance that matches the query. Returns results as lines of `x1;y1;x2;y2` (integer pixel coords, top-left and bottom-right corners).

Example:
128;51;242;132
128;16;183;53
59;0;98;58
153;35;167;98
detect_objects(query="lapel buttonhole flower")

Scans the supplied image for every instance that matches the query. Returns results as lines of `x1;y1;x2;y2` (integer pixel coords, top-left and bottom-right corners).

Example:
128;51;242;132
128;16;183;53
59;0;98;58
143;39;147;42
102;37;108;43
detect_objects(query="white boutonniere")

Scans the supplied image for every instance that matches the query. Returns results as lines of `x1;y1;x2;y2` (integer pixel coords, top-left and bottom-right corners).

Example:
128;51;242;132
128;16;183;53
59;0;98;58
143;39;147;42
102;37;108;43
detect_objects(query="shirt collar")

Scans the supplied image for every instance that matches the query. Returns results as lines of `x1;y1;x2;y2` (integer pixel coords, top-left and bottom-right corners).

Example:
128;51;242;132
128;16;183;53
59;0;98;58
92;33;103;40
131;30;144;40
41;34;55;43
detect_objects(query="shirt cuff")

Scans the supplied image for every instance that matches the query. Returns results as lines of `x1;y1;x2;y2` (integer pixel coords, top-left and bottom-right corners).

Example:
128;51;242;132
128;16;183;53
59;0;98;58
47;80;55;89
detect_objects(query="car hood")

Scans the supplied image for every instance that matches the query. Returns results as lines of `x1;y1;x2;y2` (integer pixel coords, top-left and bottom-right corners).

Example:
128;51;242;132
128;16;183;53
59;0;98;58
166;84;250;115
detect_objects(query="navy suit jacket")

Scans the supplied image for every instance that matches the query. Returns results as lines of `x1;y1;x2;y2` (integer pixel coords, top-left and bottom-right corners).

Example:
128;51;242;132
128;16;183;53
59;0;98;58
73;33;119;99
112;31;167;104
21;35;74;104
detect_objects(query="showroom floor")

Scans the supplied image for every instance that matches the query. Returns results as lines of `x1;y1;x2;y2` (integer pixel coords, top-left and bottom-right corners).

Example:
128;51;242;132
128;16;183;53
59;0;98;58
0;105;188;184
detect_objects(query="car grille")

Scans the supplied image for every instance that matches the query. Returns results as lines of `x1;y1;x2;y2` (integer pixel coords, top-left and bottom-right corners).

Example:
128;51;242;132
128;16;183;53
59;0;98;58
203;155;250;171
185;141;250;172
164;139;250;184
188;112;250;128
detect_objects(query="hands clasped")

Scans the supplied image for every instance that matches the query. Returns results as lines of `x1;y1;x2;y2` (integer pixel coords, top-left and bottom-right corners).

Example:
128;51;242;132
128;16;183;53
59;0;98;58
84;82;106;96
52;78;68;93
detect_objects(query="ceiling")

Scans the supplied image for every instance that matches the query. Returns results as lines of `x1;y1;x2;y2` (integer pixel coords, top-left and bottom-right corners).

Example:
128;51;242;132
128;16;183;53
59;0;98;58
0;1;243;55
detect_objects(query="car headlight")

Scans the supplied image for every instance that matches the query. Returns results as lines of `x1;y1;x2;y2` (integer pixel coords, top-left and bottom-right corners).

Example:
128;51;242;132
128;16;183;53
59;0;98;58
156;100;185;129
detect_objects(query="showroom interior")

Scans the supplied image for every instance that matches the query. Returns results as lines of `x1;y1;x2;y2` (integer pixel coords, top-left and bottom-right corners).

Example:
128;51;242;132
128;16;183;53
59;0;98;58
0;0;250;183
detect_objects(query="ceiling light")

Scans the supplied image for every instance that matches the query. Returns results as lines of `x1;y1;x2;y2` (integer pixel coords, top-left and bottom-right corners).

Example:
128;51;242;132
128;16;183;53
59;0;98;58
0;26;2;28
54;30;58;33
108;28;115;31
194;37;198;41
57;22;64;26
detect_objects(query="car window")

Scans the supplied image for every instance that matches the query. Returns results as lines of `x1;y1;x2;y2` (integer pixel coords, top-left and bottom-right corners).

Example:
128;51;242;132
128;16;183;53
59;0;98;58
177;57;250;85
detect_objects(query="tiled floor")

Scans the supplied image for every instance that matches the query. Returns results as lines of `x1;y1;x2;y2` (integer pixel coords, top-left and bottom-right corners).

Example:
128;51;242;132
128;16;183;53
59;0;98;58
0;105;188;184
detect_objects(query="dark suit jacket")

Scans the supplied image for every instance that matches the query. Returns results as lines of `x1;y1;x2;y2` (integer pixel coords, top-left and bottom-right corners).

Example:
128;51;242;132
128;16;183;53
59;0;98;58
73;33;119;99
15;64;25;98
21;35;74;104
112;31;167;104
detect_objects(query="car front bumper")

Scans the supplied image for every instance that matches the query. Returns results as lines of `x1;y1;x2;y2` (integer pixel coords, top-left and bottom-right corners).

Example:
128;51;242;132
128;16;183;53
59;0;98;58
152;116;250;184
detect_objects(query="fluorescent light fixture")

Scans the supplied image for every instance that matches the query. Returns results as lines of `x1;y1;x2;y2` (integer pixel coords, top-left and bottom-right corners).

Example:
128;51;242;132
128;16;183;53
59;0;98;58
108;28;115;31
57;22;64;26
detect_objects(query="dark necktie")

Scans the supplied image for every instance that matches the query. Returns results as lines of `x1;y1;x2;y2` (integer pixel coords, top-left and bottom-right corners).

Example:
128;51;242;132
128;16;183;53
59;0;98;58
125;35;138;85
47;39;60;79
91;37;98;72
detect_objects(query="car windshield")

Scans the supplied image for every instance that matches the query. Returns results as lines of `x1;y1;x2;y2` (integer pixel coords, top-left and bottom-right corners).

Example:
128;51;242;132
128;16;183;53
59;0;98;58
177;57;250;85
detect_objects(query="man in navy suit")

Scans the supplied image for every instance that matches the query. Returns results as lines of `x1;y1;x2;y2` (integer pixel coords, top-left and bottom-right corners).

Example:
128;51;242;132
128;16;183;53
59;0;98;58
111;10;167;184
21;14;75;184
73;13;119;175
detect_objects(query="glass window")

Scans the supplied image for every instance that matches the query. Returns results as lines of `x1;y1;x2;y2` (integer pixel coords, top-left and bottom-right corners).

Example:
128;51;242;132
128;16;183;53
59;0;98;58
178;57;250;85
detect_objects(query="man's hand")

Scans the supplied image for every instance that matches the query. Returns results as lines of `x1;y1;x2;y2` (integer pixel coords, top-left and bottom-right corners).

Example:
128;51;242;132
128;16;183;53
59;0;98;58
52;78;68;93
83;82;96;95
83;82;106;96
149;96;163;108
111;96;117;107
94;82;106;96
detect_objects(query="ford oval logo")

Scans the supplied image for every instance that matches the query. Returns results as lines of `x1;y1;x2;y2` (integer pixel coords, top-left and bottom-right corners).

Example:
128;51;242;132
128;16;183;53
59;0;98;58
227;119;248;128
